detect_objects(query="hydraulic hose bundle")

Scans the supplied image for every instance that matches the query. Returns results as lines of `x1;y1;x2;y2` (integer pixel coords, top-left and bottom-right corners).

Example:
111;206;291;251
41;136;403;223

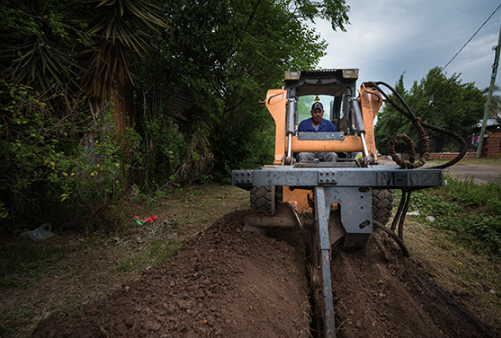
365;81;468;169
363;81;468;256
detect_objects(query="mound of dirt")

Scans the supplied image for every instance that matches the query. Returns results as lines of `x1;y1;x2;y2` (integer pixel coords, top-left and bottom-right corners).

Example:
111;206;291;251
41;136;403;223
32;210;310;338
32;209;498;338
331;235;497;338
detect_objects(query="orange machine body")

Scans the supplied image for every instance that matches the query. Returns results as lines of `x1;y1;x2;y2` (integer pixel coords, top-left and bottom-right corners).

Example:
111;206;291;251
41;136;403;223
265;83;384;212
265;84;383;166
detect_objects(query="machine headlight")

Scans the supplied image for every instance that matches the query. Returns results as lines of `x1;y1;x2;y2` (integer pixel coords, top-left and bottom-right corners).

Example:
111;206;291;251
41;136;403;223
285;71;301;80
342;69;359;79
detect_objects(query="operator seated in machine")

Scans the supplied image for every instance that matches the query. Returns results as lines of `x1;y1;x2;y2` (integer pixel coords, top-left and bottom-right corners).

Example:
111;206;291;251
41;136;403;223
297;102;338;162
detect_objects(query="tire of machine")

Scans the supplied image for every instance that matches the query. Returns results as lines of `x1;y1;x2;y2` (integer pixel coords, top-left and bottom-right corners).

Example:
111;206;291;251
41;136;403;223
250;186;283;214
372;189;394;225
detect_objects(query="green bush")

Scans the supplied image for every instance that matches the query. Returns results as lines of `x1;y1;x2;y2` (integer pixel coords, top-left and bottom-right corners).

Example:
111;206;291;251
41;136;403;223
138;116;187;190
402;176;501;255
0;82;74;226
0;82;142;230
46;120;142;226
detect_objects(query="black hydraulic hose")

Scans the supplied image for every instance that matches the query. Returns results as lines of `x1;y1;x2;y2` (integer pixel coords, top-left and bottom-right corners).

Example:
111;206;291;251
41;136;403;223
419;120;468;169
362;81;469;257
372;81;416;120
364;81;467;170
398;190;412;240
390;190;408;232
374;220;410;257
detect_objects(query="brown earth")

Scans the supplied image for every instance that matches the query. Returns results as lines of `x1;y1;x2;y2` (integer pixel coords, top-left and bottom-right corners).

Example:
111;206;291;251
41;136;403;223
3;160;500;337
31;207;499;338
32;210;311;338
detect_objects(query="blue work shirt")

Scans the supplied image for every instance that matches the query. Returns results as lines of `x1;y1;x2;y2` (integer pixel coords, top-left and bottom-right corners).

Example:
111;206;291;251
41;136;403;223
298;118;337;132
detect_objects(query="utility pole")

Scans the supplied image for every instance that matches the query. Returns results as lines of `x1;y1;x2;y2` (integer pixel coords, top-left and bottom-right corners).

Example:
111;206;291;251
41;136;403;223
477;22;501;158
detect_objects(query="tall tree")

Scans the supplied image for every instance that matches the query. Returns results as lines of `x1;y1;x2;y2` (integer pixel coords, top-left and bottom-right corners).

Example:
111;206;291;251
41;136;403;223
135;0;350;182
76;0;167;131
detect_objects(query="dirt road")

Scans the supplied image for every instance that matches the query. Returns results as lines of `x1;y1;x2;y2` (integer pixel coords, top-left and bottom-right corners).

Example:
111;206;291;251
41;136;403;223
443;163;501;184
383;158;501;184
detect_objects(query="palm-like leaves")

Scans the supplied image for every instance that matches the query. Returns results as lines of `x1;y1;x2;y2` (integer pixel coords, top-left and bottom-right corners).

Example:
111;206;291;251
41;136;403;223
1;0;167;114
10;39;80;89
0;1;82;94
85;0;166;55
78;0;167;107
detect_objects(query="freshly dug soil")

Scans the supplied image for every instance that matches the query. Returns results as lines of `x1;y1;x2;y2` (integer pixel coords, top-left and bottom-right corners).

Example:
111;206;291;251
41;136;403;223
32;209;498;338
331;235;497;338
32;210;310;338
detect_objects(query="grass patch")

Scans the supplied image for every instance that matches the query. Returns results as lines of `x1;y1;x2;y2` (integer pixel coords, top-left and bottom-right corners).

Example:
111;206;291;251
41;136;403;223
444;177;501;214
0;184;248;338
404;217;501;334
115;239;185;273
401;175;501;255
0;241;68;289
402;174;501;334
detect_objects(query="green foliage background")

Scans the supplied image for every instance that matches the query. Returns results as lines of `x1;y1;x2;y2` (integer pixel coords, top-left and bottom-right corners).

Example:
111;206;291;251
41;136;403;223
1;0;495;235
406;177;501;255
0;0;349;230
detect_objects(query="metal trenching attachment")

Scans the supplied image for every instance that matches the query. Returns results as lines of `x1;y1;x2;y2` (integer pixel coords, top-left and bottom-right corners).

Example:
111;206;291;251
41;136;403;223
233;171;252;184
318;171;337;185
359;220;371;229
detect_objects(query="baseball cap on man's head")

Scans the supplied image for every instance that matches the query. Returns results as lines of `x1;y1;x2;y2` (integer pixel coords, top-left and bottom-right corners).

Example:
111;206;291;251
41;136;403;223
311;102;323;111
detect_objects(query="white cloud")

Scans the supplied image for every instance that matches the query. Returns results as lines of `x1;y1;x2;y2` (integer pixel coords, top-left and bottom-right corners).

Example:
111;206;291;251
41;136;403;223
311;0;501;90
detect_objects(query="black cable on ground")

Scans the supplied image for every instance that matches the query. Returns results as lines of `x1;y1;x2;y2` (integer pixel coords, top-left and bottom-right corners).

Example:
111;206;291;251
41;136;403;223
374;220;410;257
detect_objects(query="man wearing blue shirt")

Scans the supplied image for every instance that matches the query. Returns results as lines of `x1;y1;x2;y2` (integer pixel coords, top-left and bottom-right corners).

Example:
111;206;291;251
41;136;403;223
297;102;338;162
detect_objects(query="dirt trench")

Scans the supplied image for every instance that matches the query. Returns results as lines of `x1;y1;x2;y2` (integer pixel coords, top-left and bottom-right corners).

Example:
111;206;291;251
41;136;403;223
32;209;498;338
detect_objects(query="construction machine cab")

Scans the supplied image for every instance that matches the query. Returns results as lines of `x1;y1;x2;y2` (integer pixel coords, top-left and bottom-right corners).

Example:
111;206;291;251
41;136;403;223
285;69;358;139
266;69;382;166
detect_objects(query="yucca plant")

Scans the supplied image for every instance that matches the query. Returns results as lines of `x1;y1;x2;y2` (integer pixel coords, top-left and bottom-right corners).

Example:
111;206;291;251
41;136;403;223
78;0;168;130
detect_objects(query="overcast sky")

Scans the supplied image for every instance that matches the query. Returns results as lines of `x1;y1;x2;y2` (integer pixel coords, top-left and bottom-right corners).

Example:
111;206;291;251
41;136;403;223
311;0;501;91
